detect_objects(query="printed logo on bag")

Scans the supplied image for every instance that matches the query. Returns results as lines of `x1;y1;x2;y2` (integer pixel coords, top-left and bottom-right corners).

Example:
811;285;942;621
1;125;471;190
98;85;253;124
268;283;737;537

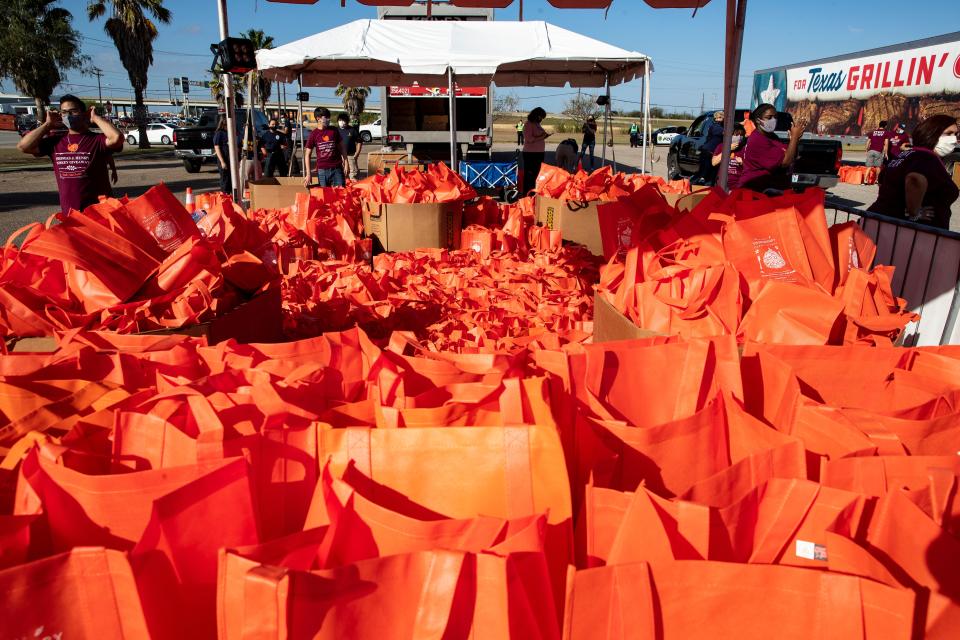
446;211;455;249
153;215;178;242
795;540;828;561
11;625;64;640
470;240;482;253
761;248;787;270
751;236;798;282
848;238;861;269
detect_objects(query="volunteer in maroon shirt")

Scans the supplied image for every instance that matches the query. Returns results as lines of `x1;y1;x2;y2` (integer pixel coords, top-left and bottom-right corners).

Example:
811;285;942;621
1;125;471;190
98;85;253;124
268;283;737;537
303;107;347;188
869;115;958;229
711;123;747;189
865;120;892;168
740;103;806;193
886;123;911;162
18;94;123;215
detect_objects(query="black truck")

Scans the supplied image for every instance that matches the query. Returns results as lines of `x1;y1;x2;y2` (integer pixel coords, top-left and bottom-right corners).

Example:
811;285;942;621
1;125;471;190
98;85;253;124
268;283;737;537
667;110;842;190
174;108;269;173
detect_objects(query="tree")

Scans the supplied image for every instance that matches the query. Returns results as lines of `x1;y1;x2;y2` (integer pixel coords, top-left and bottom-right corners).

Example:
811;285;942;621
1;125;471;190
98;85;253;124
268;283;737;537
208;66;245;109
87;0;171;149
0;0;87;121
562;93;597;125
240;28;274;114
335;86;371;125
494;92;520;113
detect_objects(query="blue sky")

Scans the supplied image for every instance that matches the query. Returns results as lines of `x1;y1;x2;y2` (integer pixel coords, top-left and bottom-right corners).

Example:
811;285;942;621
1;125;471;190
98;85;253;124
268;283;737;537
47;0;959;115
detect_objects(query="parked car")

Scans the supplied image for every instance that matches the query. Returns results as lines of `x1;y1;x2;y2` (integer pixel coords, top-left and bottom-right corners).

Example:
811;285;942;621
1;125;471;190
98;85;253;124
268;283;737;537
667;109;841;190
359;118;382;143
126;123;177;145
174;108;269;173
648;125;686;146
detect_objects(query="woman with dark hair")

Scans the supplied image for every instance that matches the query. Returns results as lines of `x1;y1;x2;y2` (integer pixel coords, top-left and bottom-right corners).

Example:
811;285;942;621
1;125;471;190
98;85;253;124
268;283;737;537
522;107;551;194
739;102;806;193
710;123;748;189
869;114;958;228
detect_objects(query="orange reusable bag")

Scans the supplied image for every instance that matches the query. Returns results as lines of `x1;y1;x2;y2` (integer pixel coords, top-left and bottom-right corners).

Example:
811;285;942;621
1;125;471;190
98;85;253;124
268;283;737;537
829;221;877;290
563;560;915;640
0;547;151;640
130;457;260;640
316;422;570;526
721;207;816;298
122;182;201;253
737;280;845;345
14;446;234;552
218;549;560;640
20;211;161;303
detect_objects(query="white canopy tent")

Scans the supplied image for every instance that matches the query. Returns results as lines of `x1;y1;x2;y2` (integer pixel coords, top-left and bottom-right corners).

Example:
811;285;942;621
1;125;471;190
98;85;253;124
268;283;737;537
255;19;654;180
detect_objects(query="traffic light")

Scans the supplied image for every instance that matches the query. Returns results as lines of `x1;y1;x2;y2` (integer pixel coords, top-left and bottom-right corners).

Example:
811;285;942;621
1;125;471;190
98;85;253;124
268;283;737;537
211;38;257;74
181;77;190;94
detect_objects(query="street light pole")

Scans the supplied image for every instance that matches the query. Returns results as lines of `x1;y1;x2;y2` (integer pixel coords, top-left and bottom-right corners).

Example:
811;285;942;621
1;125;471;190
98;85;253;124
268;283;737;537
92;67;104;110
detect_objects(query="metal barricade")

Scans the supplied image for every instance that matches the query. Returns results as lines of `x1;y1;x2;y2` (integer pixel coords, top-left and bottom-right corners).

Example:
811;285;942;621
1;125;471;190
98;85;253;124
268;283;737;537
824;200;960;346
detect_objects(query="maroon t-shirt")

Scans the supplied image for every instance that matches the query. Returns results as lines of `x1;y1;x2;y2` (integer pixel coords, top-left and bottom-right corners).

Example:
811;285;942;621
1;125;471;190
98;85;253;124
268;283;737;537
739;131;787;189
713;146;746;189
869;148;959;229
39;132;112;215
888;133;909;160
306;127;343;171
867;129;892;153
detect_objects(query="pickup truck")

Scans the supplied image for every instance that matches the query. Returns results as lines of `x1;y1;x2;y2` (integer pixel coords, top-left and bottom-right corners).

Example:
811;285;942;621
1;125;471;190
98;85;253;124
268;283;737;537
667;110;841;190
174;108;269;173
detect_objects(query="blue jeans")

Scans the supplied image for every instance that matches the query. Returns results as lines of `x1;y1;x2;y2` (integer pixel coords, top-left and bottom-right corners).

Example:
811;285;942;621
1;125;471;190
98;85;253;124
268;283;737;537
317;166;345;187
579;140;595;170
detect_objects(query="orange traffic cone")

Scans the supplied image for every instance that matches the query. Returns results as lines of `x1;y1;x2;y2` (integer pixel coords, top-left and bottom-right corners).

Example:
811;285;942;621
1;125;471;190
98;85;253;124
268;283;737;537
184;187;195;214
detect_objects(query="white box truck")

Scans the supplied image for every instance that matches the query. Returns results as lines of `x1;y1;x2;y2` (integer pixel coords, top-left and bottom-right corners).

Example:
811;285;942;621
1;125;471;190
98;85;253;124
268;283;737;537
752;31;960;142
377;4;494;162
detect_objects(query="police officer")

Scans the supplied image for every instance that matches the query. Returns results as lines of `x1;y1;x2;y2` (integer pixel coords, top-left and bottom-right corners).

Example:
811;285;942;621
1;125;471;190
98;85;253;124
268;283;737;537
516;120;524;146
260;118;288;178
629;121;640;148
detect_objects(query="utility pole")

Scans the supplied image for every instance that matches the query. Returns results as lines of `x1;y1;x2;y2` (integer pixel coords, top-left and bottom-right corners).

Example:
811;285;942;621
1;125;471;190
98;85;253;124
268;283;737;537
699;92;705;114
92;67;104;110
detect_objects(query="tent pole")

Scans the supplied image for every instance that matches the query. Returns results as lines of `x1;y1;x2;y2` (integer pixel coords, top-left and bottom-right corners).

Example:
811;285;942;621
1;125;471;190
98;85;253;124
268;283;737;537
601;74;609;167
297;75;306;179
448;67;458;171
719;0;747;191
642;61;650;174
217;0;240;202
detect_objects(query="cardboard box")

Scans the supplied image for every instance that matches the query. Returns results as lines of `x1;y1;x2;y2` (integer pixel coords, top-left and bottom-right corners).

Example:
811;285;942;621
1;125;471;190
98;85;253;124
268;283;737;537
248;177;308;211
953;163;960;189
593;293;665;343
368;151;412;175
660;185;712;212
7;287;284;352
362;201;463;253
535;196;605;256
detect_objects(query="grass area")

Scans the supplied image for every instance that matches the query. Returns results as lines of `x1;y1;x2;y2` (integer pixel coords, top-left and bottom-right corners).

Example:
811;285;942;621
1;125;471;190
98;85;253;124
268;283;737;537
0;145;171;167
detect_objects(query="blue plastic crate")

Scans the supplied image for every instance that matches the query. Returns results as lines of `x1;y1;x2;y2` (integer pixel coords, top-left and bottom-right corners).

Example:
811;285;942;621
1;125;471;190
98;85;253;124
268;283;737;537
458;161;518;189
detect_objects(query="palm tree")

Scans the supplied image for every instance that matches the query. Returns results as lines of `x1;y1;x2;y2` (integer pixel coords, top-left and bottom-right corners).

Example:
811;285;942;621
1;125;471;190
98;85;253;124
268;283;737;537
87;0;171;149
0;0;87;121
240;28;274;114
208;65;245;109
335;86;371;125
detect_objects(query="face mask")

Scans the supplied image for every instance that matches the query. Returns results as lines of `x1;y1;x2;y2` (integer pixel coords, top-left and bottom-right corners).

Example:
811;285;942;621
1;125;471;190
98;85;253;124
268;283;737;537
731;135;743;147
934;134;957;157
269;125;277;130
63;114;83;131
759;117;777;133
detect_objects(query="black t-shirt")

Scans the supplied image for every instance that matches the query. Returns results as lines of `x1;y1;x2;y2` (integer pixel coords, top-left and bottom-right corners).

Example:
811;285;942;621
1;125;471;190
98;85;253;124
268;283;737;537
582;122;597;144
869;148;959;229
261;129;287;154
213;129;229;165
339;125;360;155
